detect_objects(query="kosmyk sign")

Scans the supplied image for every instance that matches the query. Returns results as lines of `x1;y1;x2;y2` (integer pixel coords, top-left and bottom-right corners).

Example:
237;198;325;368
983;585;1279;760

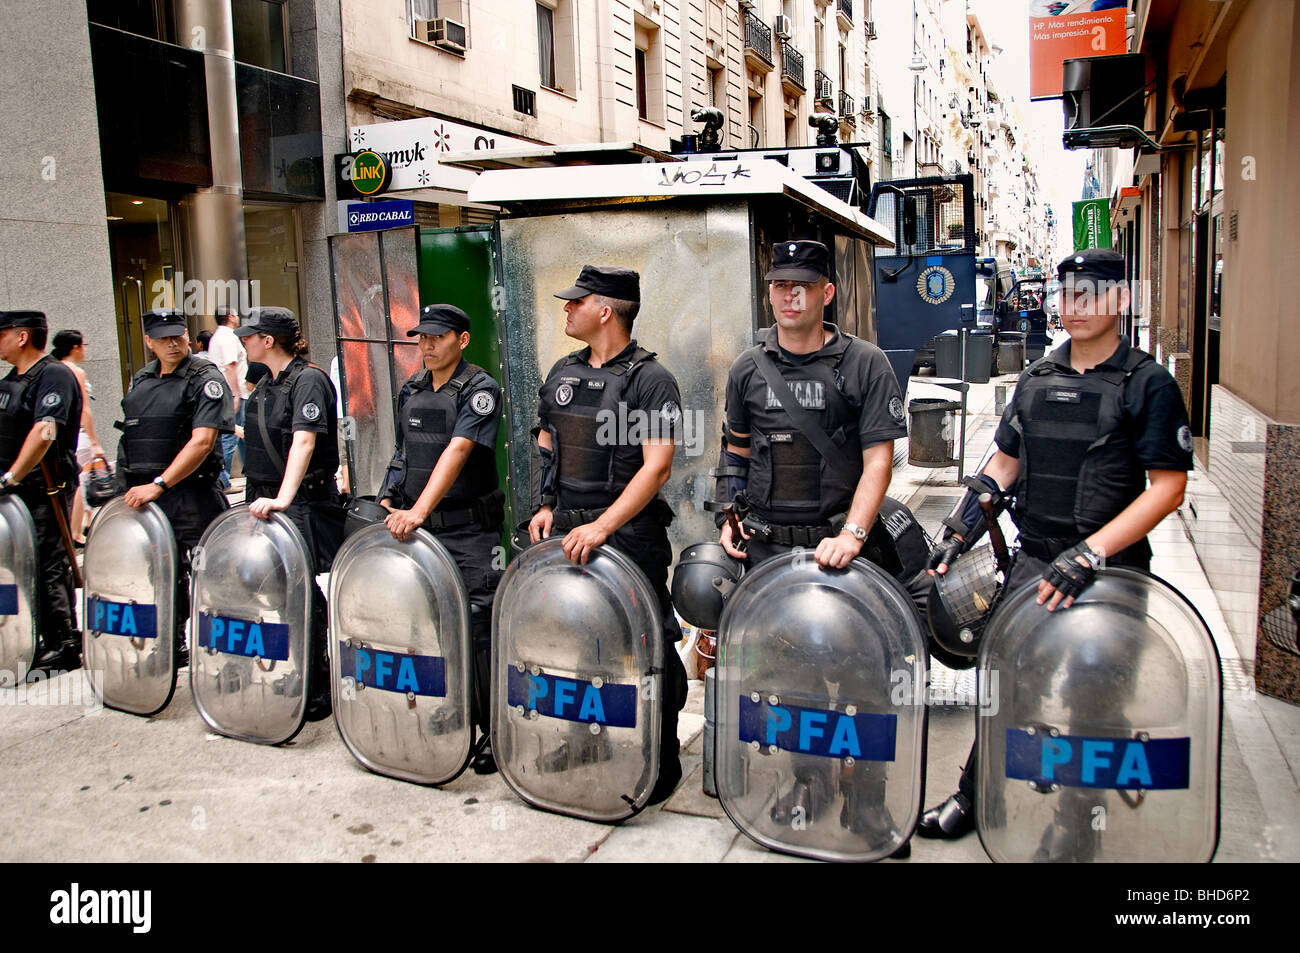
347;117;531;192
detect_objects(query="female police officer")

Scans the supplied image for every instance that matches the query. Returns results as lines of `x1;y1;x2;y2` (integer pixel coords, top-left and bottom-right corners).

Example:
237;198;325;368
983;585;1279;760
118;309;234;661
237;307;343;720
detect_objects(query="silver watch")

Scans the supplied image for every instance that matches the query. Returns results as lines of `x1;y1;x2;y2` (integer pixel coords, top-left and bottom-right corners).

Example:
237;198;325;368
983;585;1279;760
842;521;868;541
0;471;14;488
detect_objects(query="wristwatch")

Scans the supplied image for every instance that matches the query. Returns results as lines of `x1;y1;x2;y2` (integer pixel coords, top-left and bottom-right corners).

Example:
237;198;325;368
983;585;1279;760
0;471;14;489
842;521;868;541
152;476;169;492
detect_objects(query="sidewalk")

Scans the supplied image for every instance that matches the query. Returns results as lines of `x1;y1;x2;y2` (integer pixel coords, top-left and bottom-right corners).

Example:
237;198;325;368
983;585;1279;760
1;371;1297;863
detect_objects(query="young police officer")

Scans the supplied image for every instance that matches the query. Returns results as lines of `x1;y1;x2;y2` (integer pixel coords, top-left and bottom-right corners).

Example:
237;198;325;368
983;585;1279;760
716;240;908;569
380;303;504;774
920;247;1193;839
0;310;83;673
118;309;234;661
529;264;688;804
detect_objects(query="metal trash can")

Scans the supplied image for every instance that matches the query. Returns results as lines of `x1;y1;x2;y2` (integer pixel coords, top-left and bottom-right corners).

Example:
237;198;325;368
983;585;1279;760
909;398;960;467
997;331;1026;375
935;331;961;379
965;331;993;384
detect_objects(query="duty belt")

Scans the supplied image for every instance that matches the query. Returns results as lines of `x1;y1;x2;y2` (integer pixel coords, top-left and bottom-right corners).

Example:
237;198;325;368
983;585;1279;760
742;512;847;548
249;472;336;504
552;506;610;531
426;489;505;531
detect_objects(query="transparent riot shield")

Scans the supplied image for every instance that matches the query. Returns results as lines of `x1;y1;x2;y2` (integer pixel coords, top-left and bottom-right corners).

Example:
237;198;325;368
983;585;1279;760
82;498;179;715
330;523;472;785
976;568;1221;863
715;552;928;862
492;537;662;822
190;506;314;745
0;494;36;686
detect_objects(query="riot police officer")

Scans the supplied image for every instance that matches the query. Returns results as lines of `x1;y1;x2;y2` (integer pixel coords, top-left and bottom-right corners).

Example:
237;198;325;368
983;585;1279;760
237;307;343;720
379;303;504;774
0;310;83;673
716;240;909;570
920;247;1194;840
117;309;234;661
528;264;688;804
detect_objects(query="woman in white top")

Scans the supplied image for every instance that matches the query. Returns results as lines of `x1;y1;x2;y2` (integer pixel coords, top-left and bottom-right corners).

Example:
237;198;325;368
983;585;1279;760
51;330;104;544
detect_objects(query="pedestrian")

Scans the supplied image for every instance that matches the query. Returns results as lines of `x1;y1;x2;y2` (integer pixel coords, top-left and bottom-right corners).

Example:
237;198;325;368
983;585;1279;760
0;311;84;674
207;306;247;488
237;307;344;720
529;264;688;804
50;330;104;545
378;303;505;774
193;329;214;362
115;309;234;663
920;247;1193;840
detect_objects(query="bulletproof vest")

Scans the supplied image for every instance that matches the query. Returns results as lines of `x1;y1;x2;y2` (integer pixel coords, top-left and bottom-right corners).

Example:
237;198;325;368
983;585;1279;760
398;364;498;505
120;358;221;484
539;347;655;505
244;359;334;486
745;343;861;522
0;356;74;486
1012;348;1151;540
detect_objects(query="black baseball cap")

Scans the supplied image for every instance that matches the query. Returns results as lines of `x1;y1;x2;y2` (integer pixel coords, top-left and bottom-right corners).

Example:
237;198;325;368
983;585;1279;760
235;306;299;339
408;303;471;336
1058;248;1125;283
765;240;830;281
554;265;641;302
0;310;47;331
142;309;188;338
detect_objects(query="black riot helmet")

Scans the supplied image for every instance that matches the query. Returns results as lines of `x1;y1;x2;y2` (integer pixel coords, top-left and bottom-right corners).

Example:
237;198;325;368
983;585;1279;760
671;542;745;631
926;545;1002;668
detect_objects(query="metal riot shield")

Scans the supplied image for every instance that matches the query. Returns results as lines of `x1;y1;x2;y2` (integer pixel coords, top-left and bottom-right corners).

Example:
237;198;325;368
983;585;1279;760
189;506;314;745
715;553;928;862
82;498;179;715
492;537;662;822
329;523;472;785
0;494;36;686
976;568;1221;863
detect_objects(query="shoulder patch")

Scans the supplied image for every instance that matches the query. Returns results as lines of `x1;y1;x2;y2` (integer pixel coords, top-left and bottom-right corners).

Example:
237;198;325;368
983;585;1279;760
888;395;905;424
659;400;682;424
203;379;224;400
470;390;496;416
41;392;61;409
1177;424;1193;453
301;401;321;422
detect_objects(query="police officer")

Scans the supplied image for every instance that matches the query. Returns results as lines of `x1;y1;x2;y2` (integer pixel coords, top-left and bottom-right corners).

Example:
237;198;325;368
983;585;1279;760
237;307;343;721
379;303;504;774
716;240;908;570
0;310;83;673
712;240;912;856
528;264;688;804
920;248;1194;840
117;309;234;661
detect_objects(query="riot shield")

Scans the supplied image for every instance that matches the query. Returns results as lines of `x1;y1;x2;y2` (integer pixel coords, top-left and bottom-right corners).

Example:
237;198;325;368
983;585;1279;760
329;523;472;785
492;537;662;822
189;506;314;745
0;494;36;686
715;552;928;862
82;498;179;715
976;568;1221;863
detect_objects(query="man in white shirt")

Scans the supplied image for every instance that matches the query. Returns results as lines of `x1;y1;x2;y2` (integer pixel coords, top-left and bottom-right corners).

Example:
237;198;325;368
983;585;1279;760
207;307;248;486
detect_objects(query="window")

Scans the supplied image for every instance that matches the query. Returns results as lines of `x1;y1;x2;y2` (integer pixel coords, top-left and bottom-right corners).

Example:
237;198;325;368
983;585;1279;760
537;0;575;93
634;16;664;124
232;0;287;73
407;0;438;36
537;4;556;89
636;49;649;119
708;65;725;108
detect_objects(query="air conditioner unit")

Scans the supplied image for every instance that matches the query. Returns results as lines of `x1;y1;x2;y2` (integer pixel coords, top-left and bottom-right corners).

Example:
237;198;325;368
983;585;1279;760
815;74;832;101
866;20;877;39
773;15;792;39
416;17;467;54
860;93;871;112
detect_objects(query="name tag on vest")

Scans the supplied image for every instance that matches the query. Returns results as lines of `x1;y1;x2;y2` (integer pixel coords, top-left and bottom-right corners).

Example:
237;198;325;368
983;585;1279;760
1046;389;1081;403
585;380;605;390
765;380;826;410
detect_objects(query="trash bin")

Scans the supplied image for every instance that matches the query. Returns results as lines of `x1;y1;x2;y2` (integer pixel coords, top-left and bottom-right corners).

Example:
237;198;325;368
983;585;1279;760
909;398;960;468
935;331;961;379
997;331;1026;375
965;331;993;384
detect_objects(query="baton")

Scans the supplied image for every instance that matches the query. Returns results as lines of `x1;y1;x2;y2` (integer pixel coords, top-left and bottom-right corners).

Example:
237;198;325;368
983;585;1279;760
39;457;83;590
978;493;1010;576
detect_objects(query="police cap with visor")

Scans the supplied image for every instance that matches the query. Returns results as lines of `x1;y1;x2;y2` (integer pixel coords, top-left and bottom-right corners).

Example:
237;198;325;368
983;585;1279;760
235;306;299;339
764;240;831;281
1057;248;1126;283
553;264;641;302
408;303;470;337
142;309;188;338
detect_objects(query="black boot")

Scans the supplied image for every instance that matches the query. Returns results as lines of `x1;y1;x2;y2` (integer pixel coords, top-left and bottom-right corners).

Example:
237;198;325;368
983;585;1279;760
917;790;975;839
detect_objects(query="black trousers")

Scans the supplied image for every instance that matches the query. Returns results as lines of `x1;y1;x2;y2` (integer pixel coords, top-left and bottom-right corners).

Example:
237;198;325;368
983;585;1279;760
152;481;228;645
16;486;76;651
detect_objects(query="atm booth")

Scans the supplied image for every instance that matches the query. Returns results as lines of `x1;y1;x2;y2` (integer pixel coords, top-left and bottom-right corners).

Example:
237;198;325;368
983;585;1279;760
326;154;894;557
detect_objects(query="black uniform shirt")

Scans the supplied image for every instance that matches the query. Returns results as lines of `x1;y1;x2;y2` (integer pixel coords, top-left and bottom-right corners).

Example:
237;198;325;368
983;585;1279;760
995;337;1194;472
129;355;235;434
3;357;82;481
278;357;339;473
425;358;503;450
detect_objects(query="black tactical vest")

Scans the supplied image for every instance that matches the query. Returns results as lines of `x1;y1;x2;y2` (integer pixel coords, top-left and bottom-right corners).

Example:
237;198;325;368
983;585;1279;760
1011;347;1152;540
244;358;336;486
744;343;862;523
397;364;498;505
539;347;655;506
119;358;222;485
0;356;76;487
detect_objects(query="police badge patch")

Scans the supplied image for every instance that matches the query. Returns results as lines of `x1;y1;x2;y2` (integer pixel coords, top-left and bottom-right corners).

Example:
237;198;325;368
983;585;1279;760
203;380;224;400
41;392;61;409
555;383;574;407
888;396;905;424
470;390;496;416
659;400;681;424
1177;425;1193;452
301;402;321;421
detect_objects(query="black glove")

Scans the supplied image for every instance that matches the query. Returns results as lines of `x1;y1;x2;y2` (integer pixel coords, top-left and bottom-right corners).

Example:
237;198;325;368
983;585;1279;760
927;533;965;573
1043;542;1100;600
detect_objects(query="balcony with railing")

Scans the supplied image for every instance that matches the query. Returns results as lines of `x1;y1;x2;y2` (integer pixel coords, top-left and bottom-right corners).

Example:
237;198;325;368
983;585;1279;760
780;41;805;94
814;69;833;104
839;90;855;120
837;0;853;27
742;9;773;72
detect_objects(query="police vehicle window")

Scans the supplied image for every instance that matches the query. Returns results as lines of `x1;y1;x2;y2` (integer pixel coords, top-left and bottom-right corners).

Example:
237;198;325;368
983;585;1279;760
977;276;994;311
